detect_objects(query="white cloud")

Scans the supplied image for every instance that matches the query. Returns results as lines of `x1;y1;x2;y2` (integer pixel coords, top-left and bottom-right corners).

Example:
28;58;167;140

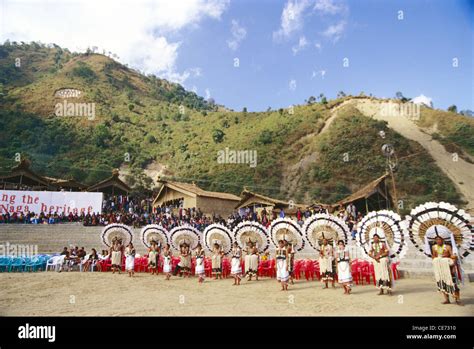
227;19;247;51
274;0;348;51
291;36;308;55
1;0;229;84
411;94;433;108
321;20;346;42
289;79;297;91
314;42;322;51
314;0;347;15
273;0;312;41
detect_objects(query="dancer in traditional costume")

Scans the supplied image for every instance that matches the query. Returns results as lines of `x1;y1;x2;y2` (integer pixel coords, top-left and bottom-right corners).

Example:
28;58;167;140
194;243;205;284
270;218;306;285
429;230;462;305
148;241;160;275
111;238;123;274
336;240;352;295
125;242;136;277
369;233;392;295
275;240;290;291
244;240;259;281
406;202;473;306
211;242;223;280
174;242;192;277
162;243;172;280
303;213;351;289
230;241;242;286
319;237;335;289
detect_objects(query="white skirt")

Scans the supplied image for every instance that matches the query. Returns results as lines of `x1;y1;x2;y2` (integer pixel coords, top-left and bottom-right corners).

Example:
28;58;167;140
276;258;289;282
111;251;121;266
337;261;353;283
195;258;205;275
125;255;135;271
231;257;241;275
163;257;172;273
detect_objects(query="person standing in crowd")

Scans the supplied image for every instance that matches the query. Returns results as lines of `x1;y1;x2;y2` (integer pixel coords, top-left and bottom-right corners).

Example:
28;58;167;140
230;242;242;286
275;240;290;291
194;243;205;284
211;242;224;280
346;203;356;219
369;234;393;295
110;238;123;274
336;240;352;295
162;244;172;280
319;238;335;289
125;242;136;277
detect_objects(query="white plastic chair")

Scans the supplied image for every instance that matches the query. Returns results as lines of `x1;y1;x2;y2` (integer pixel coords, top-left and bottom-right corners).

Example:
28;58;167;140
46;255;65;272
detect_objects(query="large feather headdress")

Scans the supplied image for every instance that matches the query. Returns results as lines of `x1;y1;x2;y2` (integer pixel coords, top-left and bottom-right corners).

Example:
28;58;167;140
269;217;305;251
203;223;233;255
101;223;133;247
302;213;349;251
233;221;269;252
356;210;408;260
169;224;202;250
140;224;168;248
406;202;473;258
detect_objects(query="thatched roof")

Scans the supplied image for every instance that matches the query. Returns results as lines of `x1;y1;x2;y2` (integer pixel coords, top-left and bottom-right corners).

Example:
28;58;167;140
0;160;51;189
335;173;389;206
44;177;87;191
236;189;305;210
87;169;130;195
153;179;241;206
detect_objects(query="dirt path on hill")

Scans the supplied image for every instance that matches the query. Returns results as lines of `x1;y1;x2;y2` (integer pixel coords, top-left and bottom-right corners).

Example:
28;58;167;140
351;99;474;209
281;98;474;209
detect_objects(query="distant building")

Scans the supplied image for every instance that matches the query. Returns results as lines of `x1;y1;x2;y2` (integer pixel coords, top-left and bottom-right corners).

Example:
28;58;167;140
235;189;306;218
333;173;391;214
152;179;241;217
87;169;130;195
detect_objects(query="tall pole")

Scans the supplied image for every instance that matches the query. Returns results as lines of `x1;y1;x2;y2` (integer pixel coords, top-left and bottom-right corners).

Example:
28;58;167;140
388;154;400;215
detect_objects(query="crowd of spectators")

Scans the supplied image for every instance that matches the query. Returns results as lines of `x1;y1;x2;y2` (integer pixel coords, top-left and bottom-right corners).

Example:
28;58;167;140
0;195;362;237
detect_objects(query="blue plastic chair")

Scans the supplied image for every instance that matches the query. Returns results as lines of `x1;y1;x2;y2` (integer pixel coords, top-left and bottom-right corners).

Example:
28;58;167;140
0;257;11;272
25;256;43;272
9;257;26;272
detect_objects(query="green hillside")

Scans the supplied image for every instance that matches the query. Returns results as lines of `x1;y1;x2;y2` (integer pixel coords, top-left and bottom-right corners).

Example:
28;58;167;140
0;42;470;212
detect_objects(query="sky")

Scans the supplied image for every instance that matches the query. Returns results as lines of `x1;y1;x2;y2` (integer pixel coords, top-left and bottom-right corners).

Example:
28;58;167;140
0;0;472;112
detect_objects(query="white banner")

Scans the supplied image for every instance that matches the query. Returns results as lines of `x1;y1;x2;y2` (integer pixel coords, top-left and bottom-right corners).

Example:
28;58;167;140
0;190;103;215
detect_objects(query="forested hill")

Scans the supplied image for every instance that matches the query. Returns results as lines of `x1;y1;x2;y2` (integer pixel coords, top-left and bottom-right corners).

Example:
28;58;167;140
1;41;473;212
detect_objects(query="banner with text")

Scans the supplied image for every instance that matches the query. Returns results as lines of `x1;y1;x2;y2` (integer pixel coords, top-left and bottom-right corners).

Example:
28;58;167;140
0;190;103;215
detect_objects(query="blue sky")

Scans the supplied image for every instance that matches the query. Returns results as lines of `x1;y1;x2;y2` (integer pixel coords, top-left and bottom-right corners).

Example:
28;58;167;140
177;0;473;111
2;0;473;111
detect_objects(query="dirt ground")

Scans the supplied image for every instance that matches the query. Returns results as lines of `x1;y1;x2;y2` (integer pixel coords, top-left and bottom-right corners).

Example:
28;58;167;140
0;272;472;316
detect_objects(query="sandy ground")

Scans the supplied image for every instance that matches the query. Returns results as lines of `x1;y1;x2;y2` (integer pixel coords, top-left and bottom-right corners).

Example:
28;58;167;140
0;272;472;316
